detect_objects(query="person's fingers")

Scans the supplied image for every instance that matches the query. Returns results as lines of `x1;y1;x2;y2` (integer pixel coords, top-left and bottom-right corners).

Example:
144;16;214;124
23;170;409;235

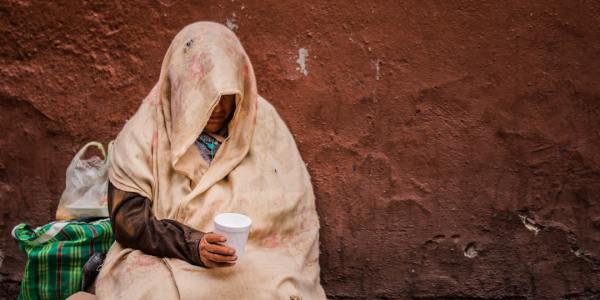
203;260;235;268
203;259;236;268
201;249;237;263
199;235;233;255
213;261;236;267
204;233;227;243
205;243;236;256
199;233;237;268
205;251;237;263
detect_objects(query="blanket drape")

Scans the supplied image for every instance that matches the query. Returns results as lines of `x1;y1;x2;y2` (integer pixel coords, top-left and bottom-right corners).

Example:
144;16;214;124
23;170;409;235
95;21;326;300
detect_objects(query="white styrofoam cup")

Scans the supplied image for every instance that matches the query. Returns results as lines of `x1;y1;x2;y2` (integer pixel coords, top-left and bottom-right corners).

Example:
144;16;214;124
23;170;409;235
213;213;252;259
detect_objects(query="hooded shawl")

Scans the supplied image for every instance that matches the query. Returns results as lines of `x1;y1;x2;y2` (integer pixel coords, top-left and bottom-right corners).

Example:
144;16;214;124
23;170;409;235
95;21;326;300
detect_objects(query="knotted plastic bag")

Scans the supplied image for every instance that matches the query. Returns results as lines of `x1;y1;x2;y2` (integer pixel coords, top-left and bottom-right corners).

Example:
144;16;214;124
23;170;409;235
55;141;113;220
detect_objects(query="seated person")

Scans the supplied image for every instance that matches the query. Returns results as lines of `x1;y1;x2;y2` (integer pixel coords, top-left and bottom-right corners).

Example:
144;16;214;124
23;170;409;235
93;21;326;299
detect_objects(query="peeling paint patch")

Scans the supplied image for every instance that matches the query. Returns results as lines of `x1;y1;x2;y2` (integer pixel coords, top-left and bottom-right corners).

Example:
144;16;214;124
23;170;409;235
571;247;584;258
451;234;460;244
156;0;177;7
570;246;599;264
519;214;543;236
295;48;309;76
372;58;381;80
226;12;238;31
464;242;478;258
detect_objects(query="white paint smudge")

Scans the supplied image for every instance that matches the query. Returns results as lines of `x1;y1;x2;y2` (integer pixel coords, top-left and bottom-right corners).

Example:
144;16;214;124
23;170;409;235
156;0;177;7
348;36;365;50
372;58;381;81
463;242;478;258
296;48;309;76
519;214;542;236
226;13;238;31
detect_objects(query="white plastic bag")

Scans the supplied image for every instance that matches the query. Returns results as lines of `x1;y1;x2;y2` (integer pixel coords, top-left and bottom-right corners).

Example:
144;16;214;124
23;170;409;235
55;141;113;220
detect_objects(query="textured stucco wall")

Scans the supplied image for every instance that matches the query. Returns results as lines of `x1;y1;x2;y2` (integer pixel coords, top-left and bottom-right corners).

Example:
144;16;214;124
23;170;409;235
1;1;600;299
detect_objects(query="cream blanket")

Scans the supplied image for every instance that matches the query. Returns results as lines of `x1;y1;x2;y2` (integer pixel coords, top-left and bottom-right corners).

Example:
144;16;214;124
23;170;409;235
95;21;326;300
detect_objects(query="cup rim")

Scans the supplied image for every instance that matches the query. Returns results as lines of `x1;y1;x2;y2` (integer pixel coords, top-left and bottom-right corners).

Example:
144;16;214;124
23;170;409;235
214;212;252;232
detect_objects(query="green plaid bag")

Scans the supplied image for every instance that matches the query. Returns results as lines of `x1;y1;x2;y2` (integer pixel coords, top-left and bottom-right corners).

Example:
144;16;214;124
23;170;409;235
12;218;114;300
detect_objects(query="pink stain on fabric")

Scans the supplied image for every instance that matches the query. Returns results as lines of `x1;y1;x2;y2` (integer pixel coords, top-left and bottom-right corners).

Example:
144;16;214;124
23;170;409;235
171;76;181;93
223;33;235;42
225;45;236;57
242;63;249;76
186;53;214;86
171;87;183;120
133;253;159;267
263;234;281;248
151;131;158;151
153;93;162;107
299;217;307;230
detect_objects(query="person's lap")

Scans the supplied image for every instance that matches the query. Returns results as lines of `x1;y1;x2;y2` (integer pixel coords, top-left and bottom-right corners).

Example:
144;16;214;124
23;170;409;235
95;244;179;300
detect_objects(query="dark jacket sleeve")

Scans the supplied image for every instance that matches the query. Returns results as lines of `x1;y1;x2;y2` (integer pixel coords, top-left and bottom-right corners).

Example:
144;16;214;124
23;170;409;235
107;181;205;267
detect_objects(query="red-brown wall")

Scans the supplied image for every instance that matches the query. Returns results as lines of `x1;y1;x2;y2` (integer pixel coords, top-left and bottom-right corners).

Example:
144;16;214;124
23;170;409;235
1;1;599;299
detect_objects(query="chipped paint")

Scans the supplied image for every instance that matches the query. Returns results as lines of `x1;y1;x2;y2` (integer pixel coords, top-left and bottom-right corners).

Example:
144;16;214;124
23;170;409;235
295;48;309;76
372;58;381;81
519;214;542;236
226;13;238;31
464;242;478;258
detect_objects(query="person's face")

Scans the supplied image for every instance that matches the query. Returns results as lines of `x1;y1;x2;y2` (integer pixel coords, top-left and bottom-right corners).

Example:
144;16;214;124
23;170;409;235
204;94;236;133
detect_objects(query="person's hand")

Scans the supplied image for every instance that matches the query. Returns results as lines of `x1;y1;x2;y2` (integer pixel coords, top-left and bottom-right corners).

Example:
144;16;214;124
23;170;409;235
199;232;237;268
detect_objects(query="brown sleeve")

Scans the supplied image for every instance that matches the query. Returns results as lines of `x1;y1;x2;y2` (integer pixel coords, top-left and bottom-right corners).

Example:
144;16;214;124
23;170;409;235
107;181;205;267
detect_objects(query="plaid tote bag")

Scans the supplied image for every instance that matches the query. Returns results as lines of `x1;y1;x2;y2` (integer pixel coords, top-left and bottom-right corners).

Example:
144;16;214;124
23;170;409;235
12;218;114;300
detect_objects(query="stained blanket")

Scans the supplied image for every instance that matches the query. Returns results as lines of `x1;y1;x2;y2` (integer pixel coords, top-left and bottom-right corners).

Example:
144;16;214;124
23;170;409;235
95;21;326;299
